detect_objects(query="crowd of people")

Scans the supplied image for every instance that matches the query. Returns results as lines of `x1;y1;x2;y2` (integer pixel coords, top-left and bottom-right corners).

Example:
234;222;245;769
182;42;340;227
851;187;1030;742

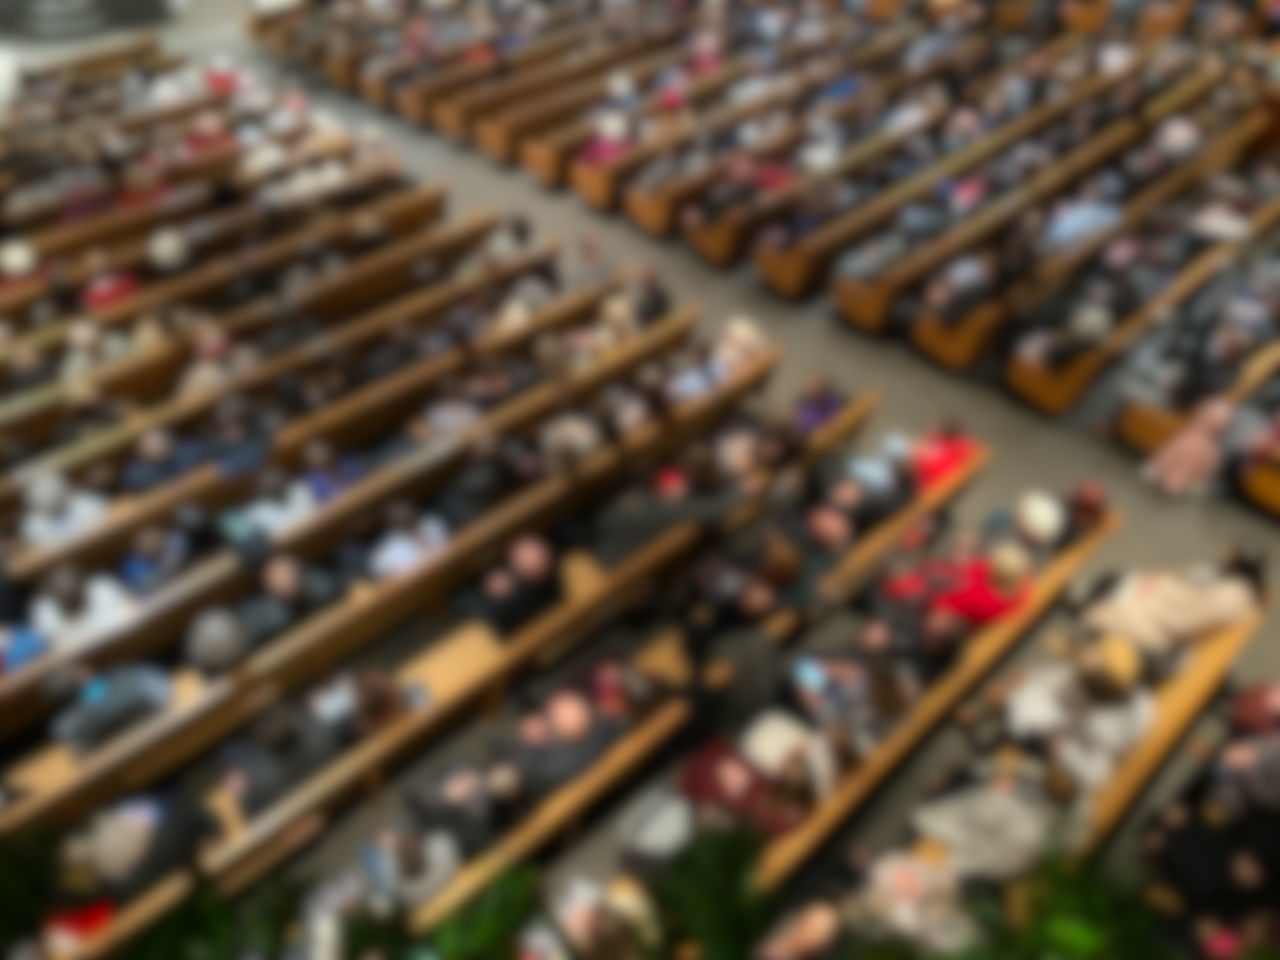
269;0;1280;518
0;1;1277;958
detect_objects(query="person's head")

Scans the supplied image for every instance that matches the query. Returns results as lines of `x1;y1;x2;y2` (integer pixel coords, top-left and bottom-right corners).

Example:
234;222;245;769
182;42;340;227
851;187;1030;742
384;500;418;535
483;567;517;603
859;619;892;656
989;540;1032;593
805;504;852;552
440;767;482;806
1223;544;1267;600
508;534;553;584
82;247;112;279
0;239;37;281
827;478;863;514
132;525;167;560
546;690;594;742
1015;490;1066;549
303;439;336;474
738;576;776;620
135;428;174;465
252;704;302;752
260;554;302;601
517;709;550;747
186;606;249;673
26;470;71;514
43;564;83;607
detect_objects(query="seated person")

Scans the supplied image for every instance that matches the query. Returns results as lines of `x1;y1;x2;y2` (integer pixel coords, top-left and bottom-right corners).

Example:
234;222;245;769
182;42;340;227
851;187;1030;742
20;471;108;549
368;499;450;582
223;468;317;543
1083;545;1265;667
792;376;847;436
46;792;210;945
300;439;364;503
229;554;342;648
120;429;205;495
51;663;171;752
30;564;136;650
118;524;191;596
468;534;560;634
214;700;348;818
680;737;807;837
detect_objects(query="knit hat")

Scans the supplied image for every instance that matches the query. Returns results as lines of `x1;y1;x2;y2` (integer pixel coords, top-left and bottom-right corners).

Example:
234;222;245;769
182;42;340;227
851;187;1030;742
1;239;36;280
185;607;249;673
1016;491;1066;547
147;228;190;273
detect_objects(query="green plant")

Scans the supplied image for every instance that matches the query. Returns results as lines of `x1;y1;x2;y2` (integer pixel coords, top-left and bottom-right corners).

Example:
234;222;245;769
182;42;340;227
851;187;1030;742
844;858;1183;960
432;866;540;960
132;879;303;960
0;830;61;955
652;826;778;960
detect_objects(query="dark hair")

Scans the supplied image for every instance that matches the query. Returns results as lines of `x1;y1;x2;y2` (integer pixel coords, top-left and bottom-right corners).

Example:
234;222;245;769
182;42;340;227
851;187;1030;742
1225;546;1268;600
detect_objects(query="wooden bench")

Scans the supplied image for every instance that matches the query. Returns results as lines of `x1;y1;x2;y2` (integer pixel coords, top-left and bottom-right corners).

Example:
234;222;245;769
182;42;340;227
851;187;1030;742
2;245;564;588
474;41;697;165
392;20;597;125
677;37;1013;265
522;16;883;187
431;25;686;141
754;48;1155;300
0;194;455;476
572;26;917;216
0;309;705;742
1079;607;1263;856
0;268;625;833
355;5;582;107
0;163;407;329
614;26;1033;239
1114;296;1280;457
1006;194;1280;416
44;334;778;960
833;60;1222;333
20;36;160;89
753;509;1121;892
198;388;869;897
409;643;694;932
908;106;1268;373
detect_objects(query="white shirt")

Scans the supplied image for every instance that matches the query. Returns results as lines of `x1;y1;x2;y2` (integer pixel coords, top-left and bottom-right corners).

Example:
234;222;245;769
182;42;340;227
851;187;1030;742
21;492;109;548
31;576;136;650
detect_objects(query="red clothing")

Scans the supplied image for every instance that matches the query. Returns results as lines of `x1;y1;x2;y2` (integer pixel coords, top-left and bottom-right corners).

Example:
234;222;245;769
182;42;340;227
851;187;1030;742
118;185;167;209
912;432;977;489
464;43;497;66
680;739;801;836
928;557;1026;625
184;130;235;158
81;273;140;312
690;53;723;76
44;901;116;945
579;138;631;167
658;87;687;111
755;164;793;192
205;68;240;97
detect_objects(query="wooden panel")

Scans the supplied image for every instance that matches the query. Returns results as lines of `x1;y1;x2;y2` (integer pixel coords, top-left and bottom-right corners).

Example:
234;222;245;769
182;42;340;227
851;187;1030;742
754;511;1122;891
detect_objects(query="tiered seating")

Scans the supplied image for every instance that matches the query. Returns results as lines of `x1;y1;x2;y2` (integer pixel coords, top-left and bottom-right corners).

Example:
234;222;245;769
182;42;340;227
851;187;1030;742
255;2;1280;519
745;548;1263;959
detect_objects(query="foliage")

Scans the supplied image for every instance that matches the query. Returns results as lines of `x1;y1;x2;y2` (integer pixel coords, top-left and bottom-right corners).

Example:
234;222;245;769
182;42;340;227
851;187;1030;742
0;830;62;956
432;866;540;960
651;826;778;960
842;856;1280;960
132;879;302;960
